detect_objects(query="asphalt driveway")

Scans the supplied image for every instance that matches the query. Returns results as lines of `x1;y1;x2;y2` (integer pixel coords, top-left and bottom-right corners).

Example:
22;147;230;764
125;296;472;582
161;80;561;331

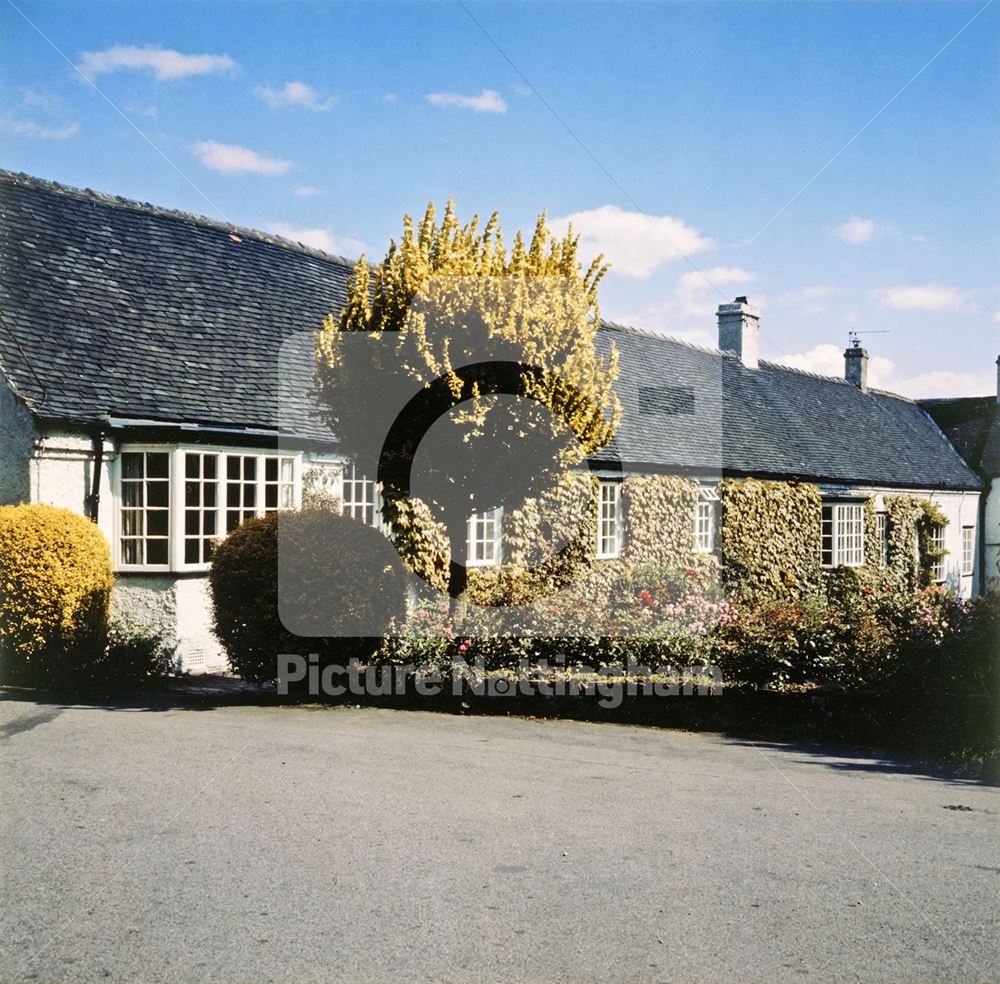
0;696;997;983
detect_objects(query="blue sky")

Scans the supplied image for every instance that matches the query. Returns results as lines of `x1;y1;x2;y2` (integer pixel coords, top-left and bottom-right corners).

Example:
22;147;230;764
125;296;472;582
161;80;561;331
1;0;997;397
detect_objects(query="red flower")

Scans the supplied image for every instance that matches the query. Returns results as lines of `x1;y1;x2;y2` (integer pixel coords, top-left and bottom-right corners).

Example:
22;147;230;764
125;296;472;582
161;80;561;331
640;590;654;607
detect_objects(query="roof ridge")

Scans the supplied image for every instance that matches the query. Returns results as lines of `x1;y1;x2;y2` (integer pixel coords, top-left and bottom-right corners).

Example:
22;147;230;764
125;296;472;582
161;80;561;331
0;168;359;269
759;357;916;403
599;319;730;358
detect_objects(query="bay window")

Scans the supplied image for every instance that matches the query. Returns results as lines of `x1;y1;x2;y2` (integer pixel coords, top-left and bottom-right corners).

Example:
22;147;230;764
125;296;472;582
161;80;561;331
117;446;300;572
120;451;170;567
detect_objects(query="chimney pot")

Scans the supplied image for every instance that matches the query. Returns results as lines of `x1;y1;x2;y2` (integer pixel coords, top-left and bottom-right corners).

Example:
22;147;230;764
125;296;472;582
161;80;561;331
717;296;760;369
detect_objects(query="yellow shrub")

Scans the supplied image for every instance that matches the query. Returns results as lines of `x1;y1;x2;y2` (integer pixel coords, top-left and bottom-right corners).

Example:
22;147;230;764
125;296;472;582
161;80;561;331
0;503;114;685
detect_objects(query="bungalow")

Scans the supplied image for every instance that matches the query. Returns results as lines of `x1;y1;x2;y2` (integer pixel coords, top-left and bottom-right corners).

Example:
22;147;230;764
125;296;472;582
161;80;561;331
0;171;983;672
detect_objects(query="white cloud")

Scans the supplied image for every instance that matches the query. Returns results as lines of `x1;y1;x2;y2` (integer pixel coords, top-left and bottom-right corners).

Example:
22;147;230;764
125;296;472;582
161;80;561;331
255;81;336;111
511;83;533;96
675;267;757;318
778;343;892;385
384;93;398;103
890;370;995;399
834;216;877;245
776;345;991;398
613;267;757;336
994;311;1000;324
0;118;79;139
125;104;158;118
776;285;839;314
192;141;292;175
293;185;320;198
873;284;969;312
425;89;507;113
77;45;236;81
550;205;714;278
266;223;365;257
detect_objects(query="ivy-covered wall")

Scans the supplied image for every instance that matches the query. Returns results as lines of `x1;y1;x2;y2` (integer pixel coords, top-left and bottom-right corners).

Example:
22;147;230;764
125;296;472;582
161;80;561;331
718;478;823;600
360;467;953;604
620;475;699;565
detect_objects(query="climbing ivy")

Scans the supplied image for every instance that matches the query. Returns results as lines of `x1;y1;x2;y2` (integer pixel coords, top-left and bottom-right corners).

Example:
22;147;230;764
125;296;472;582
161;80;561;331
718;478;823;601
620;475;700;565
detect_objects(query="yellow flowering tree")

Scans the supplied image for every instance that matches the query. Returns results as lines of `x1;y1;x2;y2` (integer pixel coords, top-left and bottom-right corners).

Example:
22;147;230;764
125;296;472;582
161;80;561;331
315;200;620;599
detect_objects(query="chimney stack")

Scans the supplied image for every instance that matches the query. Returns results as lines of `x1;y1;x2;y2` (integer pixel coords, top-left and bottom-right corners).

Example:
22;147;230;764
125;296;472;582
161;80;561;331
717;296;759;369
845;339;869;392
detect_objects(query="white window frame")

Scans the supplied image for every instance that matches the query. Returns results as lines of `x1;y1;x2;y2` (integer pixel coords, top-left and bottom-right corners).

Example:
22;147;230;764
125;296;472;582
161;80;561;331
961;526;974;577
467;507;502;568
693;486;719;554
596;481;622;560
876;511;889;567
821;502;865;568
117;448;172;571
114;444;302;574
341;463;384;528
929;523;947;583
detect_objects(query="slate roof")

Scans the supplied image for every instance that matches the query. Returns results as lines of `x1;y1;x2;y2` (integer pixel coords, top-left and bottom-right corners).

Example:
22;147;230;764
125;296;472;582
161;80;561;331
920;396;1000;478
0;170;981;491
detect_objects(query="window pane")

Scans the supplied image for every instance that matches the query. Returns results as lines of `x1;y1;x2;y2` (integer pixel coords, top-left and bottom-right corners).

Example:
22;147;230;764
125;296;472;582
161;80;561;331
185;511;199;535
227;457;240;480
204;483;217;508
122;482;143;508
280;485;294;509
204;455;217;480
243;484;256;507
148;511;168;537
122;539;140;565
227;484;240;507
147;540;168;565
244;458;256;481
147;481;169;508
146;453;169;479
121;453;144;480
203;512;216;535
266;457;278;482
122;510;143;537
185;540;200;564
227;510;241;532
265;486;278;509
185;454;200;479
280;459;294;483
185;481;201;507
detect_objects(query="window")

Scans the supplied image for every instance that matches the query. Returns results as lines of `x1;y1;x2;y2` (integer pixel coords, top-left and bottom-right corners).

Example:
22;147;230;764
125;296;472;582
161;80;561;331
265;456;296;512
962;526;974;577
467;508;502;567
597;481;622;559
342;463;381;527
929;523;947;583
876;512;889;567
226;454;258;532
120;451;170;567
694;487;719;553
821;502;864;568
184;452;219;564
118;447;300;571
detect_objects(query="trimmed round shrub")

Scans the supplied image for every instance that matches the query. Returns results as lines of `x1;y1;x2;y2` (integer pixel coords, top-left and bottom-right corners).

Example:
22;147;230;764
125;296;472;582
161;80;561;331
0;503;114;687
209;509;408;683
